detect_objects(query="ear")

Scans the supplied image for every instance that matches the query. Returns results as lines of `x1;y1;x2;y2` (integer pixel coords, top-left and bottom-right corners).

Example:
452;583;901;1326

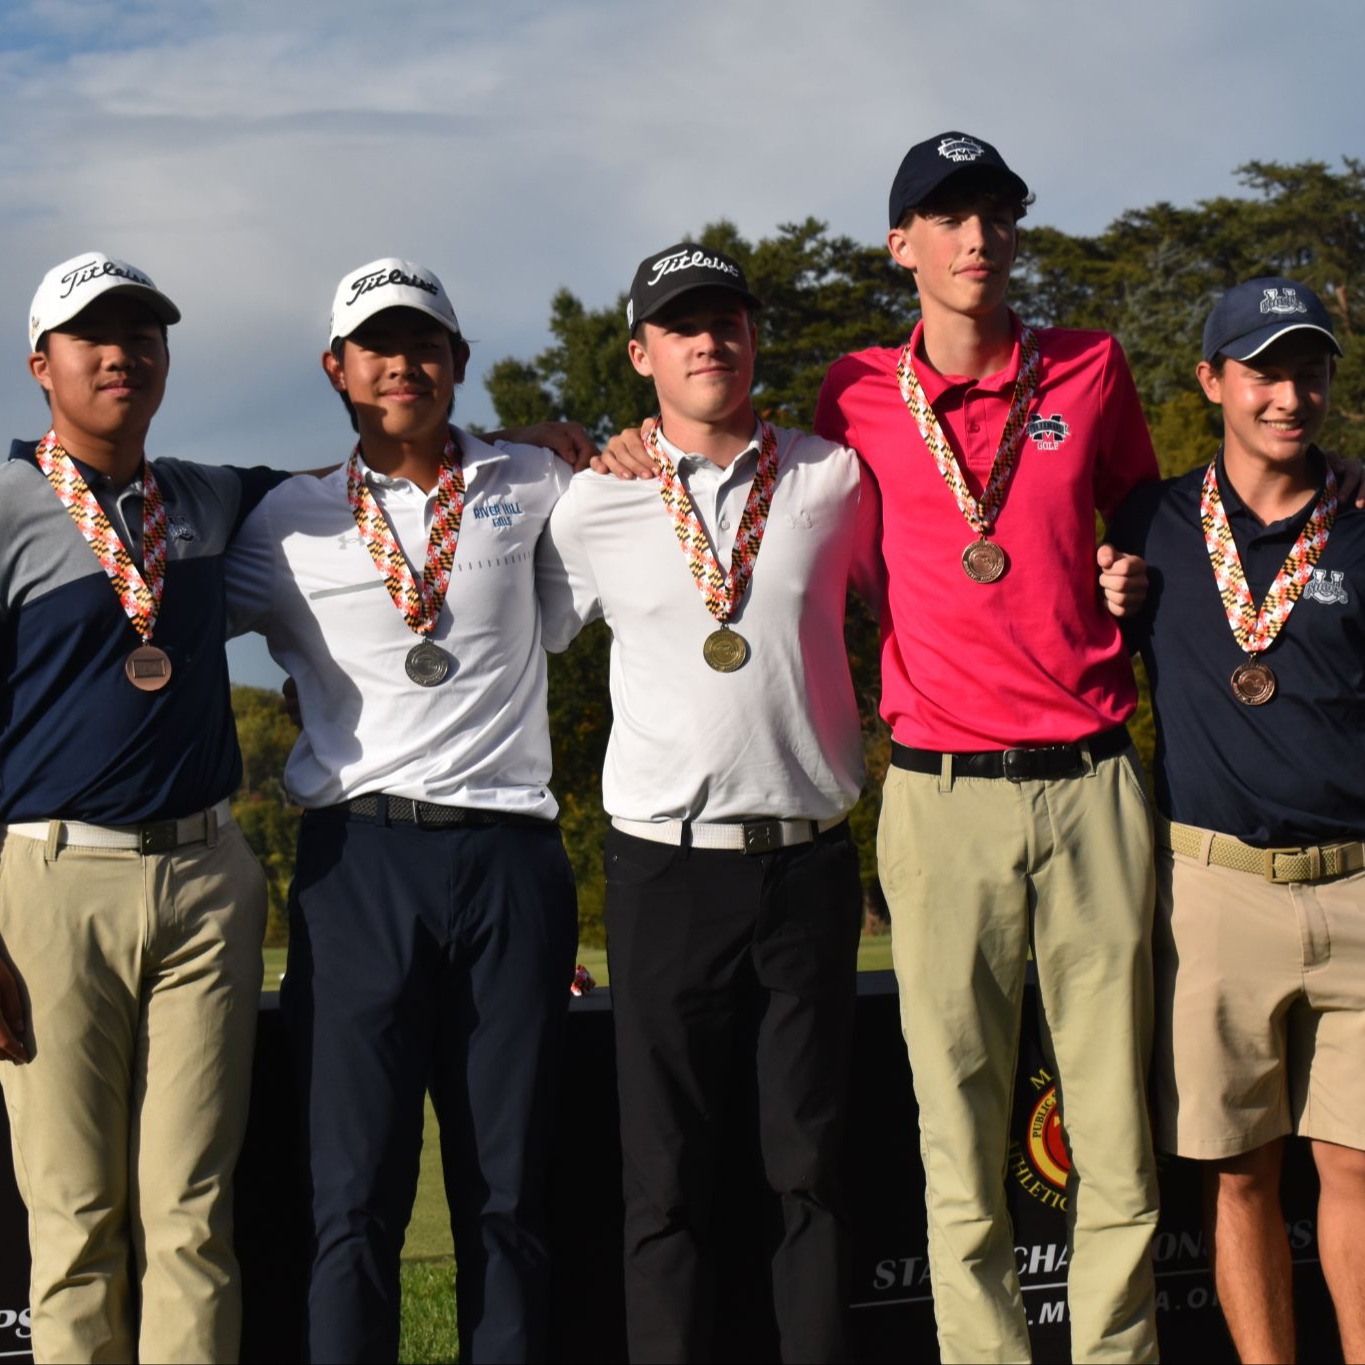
27;350;53;395
1195;360;1221;404
322;348;347;395
452;336;471;385
628;335;653;379
887;225;917;274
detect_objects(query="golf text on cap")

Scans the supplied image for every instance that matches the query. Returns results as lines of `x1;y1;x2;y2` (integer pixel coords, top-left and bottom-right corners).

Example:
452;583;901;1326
58;257;154;300
645;248;742;290
345;265;441;308
1261;287;1308;316
938;136;985;163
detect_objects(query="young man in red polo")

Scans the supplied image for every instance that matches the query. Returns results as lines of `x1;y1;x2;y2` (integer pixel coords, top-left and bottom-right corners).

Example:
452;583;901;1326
813;133;1161;1364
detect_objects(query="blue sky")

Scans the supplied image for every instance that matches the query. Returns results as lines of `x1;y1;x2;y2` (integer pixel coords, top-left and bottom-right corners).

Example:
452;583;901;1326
2;0;1362;684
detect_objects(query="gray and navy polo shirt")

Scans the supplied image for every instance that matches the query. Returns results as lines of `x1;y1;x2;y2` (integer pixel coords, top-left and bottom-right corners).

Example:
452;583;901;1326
0;440;285;824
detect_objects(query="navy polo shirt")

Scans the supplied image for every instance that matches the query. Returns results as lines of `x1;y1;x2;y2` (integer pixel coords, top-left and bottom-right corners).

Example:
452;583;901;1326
1110;449;1365;846
0;440;287;824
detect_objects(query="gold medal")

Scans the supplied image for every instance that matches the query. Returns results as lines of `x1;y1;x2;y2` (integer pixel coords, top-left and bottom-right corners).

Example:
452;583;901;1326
962;538;1007;584
125;644;172;692
1230;659;1276;706
702;627;749;673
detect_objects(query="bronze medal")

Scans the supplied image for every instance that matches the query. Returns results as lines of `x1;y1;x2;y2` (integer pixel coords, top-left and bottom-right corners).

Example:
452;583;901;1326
125;643;172;692
405;639;451;687
962;538;1007;584
1230;659;1276;706
702;627;749;673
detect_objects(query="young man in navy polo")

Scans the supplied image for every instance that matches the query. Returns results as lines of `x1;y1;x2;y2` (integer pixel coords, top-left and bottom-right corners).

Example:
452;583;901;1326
0;253;286;1364
226;259;579;1365
1109;279;1365;1363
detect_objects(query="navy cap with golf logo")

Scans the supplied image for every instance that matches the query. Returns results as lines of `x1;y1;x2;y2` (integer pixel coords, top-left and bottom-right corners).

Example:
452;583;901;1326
29;251;180;350
626;242;762;333
888;131;1030;227
328;257;461;346
1202;276;1343;363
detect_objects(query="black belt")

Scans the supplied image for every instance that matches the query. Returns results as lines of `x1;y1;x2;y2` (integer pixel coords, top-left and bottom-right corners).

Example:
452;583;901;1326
891;725;1131;782
315;794;554;830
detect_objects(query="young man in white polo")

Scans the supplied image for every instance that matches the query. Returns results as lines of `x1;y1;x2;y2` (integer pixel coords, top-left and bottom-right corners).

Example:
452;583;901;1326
225;259;578;1365
537;243;882;1363
1109;279;1365;1364
0;254;284;1363
813;133;1162;1364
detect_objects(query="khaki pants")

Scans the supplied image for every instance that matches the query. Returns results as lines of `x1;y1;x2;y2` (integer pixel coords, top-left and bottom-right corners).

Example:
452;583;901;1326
878;749;1159;1365
0;820;266;1365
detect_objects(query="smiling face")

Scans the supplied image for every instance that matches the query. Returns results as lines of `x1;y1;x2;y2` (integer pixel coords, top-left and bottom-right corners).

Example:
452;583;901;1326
886;186;1018;323
28;294;168;449
628;290;756;429
1197;333;1334;471
322;307;467;446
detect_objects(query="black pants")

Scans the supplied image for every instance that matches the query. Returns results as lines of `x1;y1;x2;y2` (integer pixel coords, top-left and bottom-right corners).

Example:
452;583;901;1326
605;823;863;1364
283;813;578;1364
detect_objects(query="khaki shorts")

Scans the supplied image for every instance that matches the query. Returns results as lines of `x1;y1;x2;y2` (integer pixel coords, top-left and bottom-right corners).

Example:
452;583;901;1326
1154;838;1365;1158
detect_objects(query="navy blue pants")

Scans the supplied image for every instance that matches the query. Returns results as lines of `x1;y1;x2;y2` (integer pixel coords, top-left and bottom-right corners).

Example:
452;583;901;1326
282;811;578;1364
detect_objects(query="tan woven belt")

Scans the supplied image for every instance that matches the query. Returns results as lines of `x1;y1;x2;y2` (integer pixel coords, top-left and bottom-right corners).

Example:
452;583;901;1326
1158;816;1365;885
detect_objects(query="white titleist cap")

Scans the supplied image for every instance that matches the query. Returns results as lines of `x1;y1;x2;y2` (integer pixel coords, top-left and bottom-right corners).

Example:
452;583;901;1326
328;257;461;345
29;251;180;350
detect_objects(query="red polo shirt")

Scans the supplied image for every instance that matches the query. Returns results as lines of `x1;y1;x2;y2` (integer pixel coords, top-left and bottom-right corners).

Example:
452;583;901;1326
815;317;1158;751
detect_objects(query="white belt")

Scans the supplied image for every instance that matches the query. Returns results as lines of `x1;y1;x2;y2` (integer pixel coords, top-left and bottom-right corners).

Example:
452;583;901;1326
5;798;234;854
611;815;845;855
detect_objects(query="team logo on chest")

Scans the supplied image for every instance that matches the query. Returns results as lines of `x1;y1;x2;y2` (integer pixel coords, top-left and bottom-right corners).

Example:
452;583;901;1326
1302;568;1349;605
1026;412;1071;451
471;500;524;530
937;135;985;163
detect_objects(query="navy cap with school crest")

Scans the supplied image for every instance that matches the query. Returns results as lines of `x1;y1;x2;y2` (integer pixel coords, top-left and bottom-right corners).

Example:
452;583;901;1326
626;242;762;333
888;131;1030;227
1201;276;1343;363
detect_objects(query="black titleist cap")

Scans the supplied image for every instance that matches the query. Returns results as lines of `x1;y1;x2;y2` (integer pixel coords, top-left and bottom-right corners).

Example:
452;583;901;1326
626;242;761;333
888;131;1030;227
1202;276;1342;363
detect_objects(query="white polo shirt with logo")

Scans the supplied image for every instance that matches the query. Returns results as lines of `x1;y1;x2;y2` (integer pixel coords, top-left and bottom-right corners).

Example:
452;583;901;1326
225;428;571;816
536;424;882;824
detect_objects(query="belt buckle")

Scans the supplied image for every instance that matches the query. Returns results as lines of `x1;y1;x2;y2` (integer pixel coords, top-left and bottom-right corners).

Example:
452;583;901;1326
1001;748;1031;783
139;821;179;855
742;819;783;855
1261;846;1307;884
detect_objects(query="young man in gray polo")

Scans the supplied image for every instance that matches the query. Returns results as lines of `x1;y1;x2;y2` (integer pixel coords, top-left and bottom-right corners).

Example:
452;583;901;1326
0;254;284;1363
538;243;882;1363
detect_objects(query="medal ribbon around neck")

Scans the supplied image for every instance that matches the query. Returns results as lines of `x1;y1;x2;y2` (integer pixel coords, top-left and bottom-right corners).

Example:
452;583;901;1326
1199;458;1337;656
646;418;778;624
34;429;166;643
895;325;1041;536
346;428;465;638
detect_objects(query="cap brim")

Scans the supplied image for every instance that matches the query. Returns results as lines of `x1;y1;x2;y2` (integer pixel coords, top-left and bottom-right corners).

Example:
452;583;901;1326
331;298;461;346
1221;322;1343;362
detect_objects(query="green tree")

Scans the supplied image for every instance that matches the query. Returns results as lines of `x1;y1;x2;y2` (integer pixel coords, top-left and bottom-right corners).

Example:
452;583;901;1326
231;684;300;945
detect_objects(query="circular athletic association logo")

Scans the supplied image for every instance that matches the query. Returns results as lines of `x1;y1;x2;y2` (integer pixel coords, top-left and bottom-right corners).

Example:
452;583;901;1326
1026;1085;1070;1190
1009;1072;1071;1211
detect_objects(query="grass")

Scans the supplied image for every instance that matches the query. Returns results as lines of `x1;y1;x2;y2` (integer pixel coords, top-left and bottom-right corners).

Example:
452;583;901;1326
261;933;896;1362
